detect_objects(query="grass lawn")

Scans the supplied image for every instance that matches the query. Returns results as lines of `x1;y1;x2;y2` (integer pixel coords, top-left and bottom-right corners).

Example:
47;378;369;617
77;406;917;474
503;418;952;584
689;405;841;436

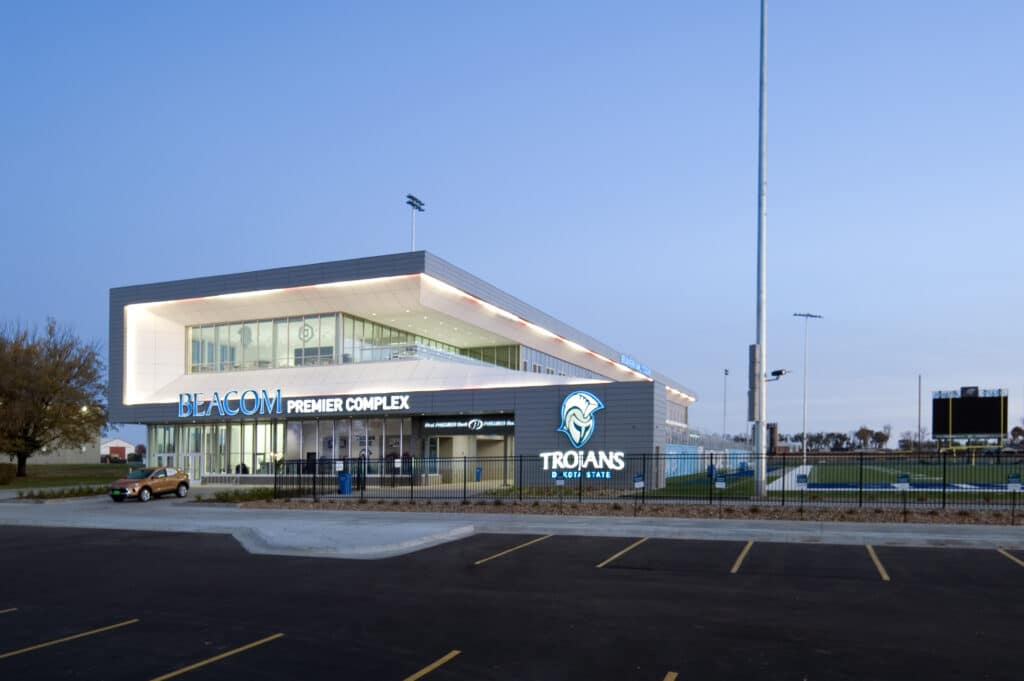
808;460;1024;486
1;463;133;489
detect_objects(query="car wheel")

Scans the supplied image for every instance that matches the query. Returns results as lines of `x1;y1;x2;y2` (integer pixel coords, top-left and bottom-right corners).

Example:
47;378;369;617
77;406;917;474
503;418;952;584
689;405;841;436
138;487;152;503
176;483;189;498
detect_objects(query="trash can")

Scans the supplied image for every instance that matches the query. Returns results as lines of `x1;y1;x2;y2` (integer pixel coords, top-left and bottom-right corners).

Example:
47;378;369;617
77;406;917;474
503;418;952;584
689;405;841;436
475;466;482;482
337;472;352;495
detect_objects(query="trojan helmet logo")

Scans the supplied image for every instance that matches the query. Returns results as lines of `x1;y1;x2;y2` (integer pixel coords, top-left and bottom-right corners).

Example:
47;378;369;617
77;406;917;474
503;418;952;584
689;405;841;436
557;391;604;449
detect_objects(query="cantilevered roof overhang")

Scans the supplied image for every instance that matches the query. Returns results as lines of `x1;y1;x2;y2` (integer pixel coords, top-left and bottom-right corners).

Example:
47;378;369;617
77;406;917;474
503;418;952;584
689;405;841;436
109;251;697;411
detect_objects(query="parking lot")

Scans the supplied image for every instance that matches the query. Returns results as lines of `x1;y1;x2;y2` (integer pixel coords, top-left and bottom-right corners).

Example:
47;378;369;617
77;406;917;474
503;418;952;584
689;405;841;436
1;525;1022;680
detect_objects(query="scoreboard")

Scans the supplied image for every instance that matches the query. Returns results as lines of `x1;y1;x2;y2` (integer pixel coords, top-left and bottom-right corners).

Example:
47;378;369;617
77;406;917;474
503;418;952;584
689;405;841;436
932;387;1008;437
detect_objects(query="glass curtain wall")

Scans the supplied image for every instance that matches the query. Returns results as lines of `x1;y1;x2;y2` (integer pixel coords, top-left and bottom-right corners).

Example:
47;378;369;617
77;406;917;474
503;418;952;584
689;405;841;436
150;418;416;476
189;313;523;373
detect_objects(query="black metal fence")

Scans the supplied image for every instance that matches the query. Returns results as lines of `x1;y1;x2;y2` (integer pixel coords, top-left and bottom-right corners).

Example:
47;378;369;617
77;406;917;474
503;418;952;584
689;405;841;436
272;452;1024;511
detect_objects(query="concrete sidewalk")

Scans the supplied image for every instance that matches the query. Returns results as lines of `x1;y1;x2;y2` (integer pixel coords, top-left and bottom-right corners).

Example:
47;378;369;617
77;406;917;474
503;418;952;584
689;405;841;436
0;495;1021;559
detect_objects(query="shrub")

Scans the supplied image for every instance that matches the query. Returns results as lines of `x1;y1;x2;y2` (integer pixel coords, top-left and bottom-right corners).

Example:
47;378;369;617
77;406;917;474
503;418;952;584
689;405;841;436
749;506;760;514
611;503;623;511
210;488;273;503
493;498;503;506
0;463;16;485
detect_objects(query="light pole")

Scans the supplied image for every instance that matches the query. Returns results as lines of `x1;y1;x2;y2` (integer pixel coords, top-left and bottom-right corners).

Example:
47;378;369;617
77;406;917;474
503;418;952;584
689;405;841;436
406;194;424;250
751;0;769;496
723;369;729;437
794;312;822;465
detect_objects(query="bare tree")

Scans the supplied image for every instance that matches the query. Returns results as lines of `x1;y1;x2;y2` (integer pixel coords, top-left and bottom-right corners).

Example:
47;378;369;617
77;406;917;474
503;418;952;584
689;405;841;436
0;320;107;476
855;426;874;449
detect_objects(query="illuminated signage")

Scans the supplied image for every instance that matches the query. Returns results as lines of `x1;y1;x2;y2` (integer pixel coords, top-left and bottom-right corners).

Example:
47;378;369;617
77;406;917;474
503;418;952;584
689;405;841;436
557;391;604;449
286;394;409;414
541;390;624;479
177;390;410;418
620;354;651;377
179;389;282;418
423;417;514;433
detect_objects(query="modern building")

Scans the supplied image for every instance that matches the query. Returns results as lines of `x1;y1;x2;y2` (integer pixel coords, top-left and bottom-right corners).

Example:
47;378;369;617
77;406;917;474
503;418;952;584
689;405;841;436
108;251;697;486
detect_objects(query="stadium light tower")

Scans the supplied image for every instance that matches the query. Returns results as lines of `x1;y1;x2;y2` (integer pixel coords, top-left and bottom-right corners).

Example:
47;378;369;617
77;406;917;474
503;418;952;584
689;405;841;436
794;312;823;466
406;194;425;250
751;0;769;496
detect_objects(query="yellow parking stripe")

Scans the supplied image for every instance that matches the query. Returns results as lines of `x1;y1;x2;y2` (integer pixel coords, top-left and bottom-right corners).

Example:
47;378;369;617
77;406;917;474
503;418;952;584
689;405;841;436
730;541;754;574
866;545;891;582
401;649;462;681
0;618;139;659
0;608;16;615
148;633;284;681
596;537;648;568
474;535;552;565
997;548;1024;569
663;672;679;681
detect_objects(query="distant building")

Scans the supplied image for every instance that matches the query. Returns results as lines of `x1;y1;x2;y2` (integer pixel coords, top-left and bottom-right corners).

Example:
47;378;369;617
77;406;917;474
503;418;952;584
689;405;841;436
3;435;102;465
101;438;139;463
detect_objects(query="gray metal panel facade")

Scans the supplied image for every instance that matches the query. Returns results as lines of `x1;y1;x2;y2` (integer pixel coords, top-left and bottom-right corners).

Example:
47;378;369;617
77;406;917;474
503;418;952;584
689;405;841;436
117;381;656;452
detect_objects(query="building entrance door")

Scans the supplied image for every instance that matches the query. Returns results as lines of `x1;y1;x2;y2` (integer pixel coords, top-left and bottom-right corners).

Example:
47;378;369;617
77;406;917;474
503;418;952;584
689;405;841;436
179;453;203;482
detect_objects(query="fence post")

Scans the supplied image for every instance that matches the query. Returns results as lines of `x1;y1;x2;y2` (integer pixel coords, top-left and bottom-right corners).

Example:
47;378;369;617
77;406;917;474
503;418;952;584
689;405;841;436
463;456;467;503
781;453;786;507
578;457;584;503
313;459;318;503
273;460;278;499
360;457;365;502
518;455;523;501
941;450;947;509
410;457;415;502
858;451;864;508
641;453;647;505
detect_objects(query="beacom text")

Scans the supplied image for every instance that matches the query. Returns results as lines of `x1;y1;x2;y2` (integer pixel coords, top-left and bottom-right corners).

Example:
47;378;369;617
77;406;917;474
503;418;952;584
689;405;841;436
178;390;411;418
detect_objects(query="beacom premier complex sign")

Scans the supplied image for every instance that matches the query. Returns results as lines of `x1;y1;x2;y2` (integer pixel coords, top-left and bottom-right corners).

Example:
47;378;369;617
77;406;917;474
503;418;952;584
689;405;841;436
539;391;625;480
177;389;411;418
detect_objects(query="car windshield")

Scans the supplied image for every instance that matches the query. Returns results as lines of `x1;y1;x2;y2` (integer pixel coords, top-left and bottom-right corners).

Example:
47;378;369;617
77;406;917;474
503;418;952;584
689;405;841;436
127;469;154;479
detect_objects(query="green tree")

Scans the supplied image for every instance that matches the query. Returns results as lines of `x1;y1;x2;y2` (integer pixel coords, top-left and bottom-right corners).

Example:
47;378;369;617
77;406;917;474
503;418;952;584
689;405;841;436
0;320;107;476
854;426;874;449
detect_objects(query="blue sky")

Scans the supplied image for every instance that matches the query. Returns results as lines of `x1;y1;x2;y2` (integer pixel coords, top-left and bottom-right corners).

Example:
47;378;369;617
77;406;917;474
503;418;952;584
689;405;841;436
1;1;1021;444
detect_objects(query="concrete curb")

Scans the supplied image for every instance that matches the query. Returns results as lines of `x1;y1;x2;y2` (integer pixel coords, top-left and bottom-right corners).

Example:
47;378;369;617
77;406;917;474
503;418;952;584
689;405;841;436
232;524;477;559
1;498;1022;559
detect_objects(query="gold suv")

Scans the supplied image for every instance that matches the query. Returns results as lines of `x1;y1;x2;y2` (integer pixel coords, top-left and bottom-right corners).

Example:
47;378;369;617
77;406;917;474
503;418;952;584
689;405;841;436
110;467;190;502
